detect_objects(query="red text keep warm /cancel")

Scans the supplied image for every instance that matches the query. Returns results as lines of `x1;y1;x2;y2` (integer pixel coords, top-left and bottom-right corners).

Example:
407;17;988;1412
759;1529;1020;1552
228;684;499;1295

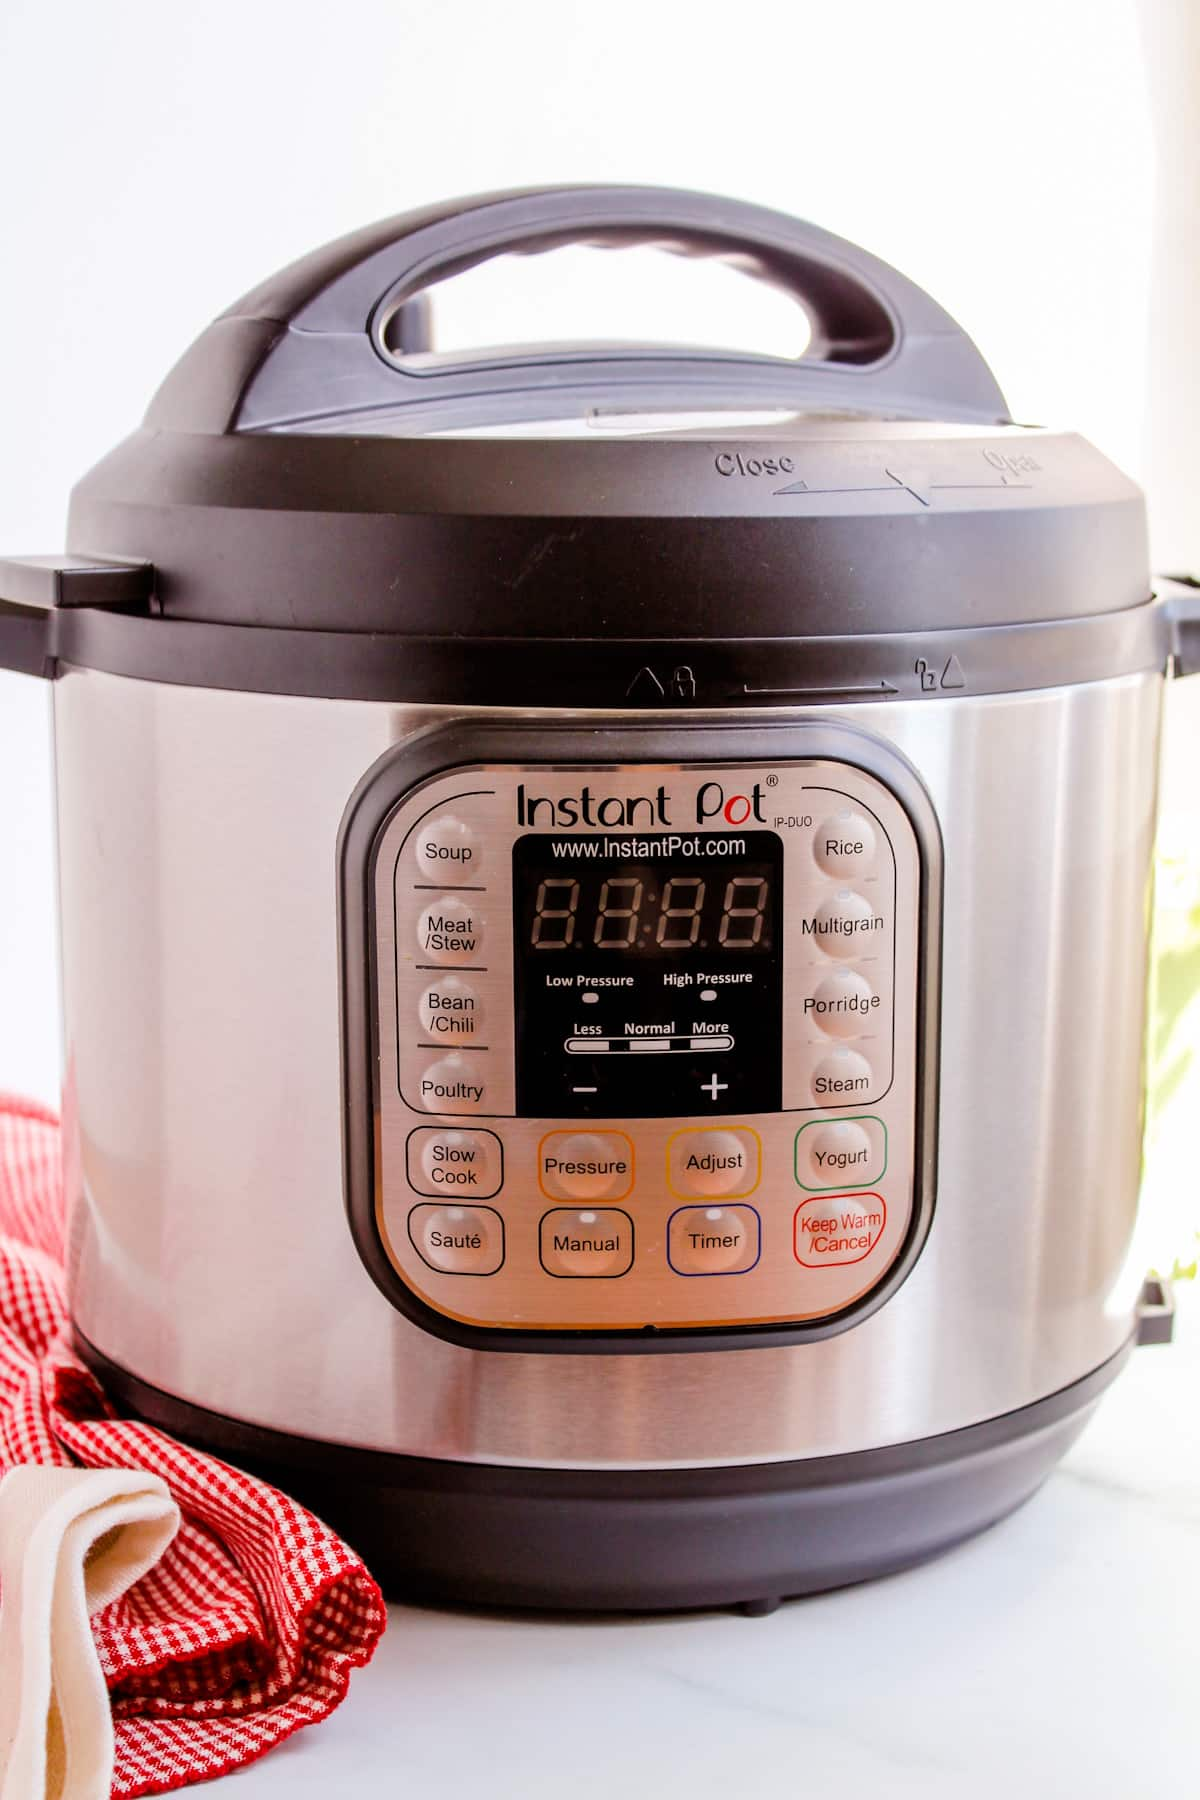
794;1194;886;1267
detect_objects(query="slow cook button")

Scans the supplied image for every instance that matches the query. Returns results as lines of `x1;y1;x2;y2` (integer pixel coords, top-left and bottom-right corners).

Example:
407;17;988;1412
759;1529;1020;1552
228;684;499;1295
415;1053;489;1114
407;1127;503;1198
539;1208;634;1278
407;1203;505;1276
415;896;485;966
667;1127;760;1197
418;975;485;1042
538;1131;634;1200
811;1047;874;1104
667;1205;760;1276
794;1193;886;1267
807;890;884;960
413;814;479;879
803;968;881;1039
812;810;877;878
795;1117;886;1190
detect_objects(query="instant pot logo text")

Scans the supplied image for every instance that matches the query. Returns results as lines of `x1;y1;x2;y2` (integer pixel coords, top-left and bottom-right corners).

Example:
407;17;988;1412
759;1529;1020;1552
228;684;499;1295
516;781;767;829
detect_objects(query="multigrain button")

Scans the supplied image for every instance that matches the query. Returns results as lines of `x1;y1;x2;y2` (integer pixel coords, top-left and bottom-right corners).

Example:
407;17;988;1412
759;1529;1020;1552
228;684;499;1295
416;1053;488;1114
795;1117;886;1190
667;1127;760;1198
668;1205;761;1275
539;1208;634;1278
407;1127;503;1198
803;968;881;1039
413;814;479;879
407;1203;504;1275
808;890;883;960
811;1047;874;1103
415;896;485;966
419;975;485;1042
812;811;877;878
538;1131;634;1200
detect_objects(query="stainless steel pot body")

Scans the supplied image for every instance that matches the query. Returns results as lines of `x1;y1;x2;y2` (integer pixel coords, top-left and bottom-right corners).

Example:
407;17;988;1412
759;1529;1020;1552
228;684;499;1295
57;664;1161;1470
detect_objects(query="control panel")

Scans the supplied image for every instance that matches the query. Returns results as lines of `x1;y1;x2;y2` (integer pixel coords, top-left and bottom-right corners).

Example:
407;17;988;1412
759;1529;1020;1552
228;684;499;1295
344;728;938;1345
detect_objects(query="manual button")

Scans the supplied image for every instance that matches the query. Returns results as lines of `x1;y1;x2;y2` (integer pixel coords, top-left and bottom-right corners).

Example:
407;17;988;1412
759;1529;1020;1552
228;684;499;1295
539;1208;634;1278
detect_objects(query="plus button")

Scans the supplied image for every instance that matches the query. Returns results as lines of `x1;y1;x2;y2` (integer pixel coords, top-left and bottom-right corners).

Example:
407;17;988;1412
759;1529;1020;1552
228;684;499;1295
700;1073;728;1103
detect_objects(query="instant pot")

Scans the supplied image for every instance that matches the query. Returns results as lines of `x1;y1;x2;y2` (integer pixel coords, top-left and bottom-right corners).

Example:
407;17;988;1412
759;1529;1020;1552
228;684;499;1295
1;186;1192;1612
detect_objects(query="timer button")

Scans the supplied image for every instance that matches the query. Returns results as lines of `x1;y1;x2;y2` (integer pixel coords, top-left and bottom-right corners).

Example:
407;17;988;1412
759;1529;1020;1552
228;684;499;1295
408;1203;504;1276
415;896;485;966
803;968;881;1039
668;1205;760;1275
667;1128;760;1198
539;1131;634;1201
539;1208;634;1278
415;1053;489;1114
810;890;882;961
812;811;877;878
419;975;485;1042
811;1047;874;1104
413;815;480;879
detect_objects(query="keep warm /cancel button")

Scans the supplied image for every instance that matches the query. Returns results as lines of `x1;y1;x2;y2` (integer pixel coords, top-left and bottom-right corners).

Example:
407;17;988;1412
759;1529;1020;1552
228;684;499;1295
794;1193;886;1267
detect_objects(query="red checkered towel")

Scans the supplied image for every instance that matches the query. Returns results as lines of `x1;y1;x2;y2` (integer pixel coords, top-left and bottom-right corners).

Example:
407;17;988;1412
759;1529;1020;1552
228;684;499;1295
0;1094;386;1795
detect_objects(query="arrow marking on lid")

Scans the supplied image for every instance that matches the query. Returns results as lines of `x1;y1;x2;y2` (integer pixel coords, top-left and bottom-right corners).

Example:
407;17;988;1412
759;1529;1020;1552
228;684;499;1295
741;681;899;698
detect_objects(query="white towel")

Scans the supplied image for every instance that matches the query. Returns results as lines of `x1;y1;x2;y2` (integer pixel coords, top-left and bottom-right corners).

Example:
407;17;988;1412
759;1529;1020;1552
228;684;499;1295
0;1466;179;1800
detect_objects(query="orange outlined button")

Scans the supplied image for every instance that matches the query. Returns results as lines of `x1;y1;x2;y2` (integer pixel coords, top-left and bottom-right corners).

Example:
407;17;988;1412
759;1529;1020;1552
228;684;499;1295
794;1193;886;1267
538;1131;634;1201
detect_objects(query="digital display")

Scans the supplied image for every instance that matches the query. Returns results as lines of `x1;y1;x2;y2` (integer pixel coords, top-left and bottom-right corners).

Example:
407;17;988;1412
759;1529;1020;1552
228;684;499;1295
513;831;784;1119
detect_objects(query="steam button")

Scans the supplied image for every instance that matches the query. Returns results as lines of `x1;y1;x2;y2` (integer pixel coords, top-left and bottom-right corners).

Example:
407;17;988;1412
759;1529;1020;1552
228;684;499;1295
416;896;485;966
413;815;479;878
813;811;877;878
811;1047;875;1103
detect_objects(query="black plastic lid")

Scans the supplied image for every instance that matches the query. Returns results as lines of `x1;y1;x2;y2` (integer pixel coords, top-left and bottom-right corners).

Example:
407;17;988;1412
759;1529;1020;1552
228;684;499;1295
33;185;1151;704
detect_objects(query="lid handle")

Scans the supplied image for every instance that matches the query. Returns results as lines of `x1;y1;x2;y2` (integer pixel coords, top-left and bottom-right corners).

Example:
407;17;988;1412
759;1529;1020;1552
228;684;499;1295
146;186;1011;434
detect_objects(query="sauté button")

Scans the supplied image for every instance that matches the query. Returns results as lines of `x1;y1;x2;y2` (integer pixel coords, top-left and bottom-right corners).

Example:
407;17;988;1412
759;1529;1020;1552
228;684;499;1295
407;1127;503;1198
419;975;485;1042
538;1131;634;1201
667;1127;760;1198
803;968;881;1039
415;896;485;966
809;890;883;961
811;1047;874;1103
413;814;479;878
415;1053;488;1114
812;811;877;878
668;1205;760;1275
408;1203;504;1275
539;1208;634;1278
795;1117;885;1190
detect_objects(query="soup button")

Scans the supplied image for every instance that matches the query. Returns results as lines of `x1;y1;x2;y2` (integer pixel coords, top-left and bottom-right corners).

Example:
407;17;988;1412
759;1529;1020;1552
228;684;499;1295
540;1208;634;1278
408;1204;504;1276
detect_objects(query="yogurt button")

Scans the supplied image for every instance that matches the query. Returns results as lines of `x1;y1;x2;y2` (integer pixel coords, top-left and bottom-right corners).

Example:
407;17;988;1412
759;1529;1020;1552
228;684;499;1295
811;1047;874;1104
810;890;882;961
798;1119;881;1189
813;811;877;878
419;975;485;1042
413;815;479;878
803;968;881;1039
416;896;485;965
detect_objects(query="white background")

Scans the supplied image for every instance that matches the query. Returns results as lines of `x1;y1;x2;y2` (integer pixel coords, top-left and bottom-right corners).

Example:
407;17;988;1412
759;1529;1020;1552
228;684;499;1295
0;0;1197;1114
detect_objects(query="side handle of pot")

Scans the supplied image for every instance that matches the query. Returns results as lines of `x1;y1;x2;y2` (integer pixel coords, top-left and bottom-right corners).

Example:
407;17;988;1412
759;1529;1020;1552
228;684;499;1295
1164;574;1200;676
0;556;154;678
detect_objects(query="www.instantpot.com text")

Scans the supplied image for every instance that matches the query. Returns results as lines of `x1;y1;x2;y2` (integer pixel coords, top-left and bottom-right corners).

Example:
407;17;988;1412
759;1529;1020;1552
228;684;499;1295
550;836;747;860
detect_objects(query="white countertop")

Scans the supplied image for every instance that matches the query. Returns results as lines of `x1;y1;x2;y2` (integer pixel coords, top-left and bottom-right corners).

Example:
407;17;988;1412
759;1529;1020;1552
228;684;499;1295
213;1298;1198;1799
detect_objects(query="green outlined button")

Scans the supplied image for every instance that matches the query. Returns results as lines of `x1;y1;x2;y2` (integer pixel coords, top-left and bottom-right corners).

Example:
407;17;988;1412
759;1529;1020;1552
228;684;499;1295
795;1116;887;1191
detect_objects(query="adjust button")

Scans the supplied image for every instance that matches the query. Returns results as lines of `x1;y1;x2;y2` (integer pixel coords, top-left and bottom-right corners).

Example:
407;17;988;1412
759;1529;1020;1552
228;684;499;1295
668;1205;760;1275
667;1127;760;1198
538;1131;634;1201
812;811;877;878
415;896;485;966
540;1208;634;1278
407;1127;503;1198
408;1203;504;1275
413;814;480;880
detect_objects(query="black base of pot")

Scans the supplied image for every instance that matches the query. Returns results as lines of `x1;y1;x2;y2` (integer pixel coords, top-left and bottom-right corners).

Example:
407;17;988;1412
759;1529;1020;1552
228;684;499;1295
76;1334;1130;1614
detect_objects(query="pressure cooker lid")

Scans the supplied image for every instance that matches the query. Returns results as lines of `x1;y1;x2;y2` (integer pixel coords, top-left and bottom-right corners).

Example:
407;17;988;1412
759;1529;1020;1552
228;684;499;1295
60;185;1148;663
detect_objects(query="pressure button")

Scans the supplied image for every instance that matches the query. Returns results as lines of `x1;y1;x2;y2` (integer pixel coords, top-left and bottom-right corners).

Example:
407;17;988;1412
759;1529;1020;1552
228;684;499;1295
538;1132;634;1200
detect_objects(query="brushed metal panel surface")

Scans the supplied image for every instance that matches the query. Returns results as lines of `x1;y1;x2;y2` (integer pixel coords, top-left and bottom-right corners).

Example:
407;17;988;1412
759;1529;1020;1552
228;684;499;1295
58;669;1161;1468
